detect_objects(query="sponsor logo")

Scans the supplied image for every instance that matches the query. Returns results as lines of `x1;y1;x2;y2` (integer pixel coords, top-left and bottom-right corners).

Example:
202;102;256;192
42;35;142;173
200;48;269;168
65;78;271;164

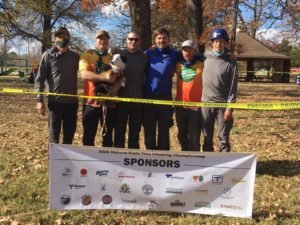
60;195;71;205
143;172;157;178
220;204;243;210
148;200;160;210
142;184;153;196
121;198;137;203
212;175;223;184
195;189;208;195
81;194;92;205
62;168;72;177
194;202;211;208
170;200;186;207
69;184;86;189
231;178;246;183
80;168;88;177
117;172;135;179
166;188;183;194
100;184;106;191
102;195;112;204
120;183;130;193
165;174;184;179
96;170;109;177
223;187;231;195
193;176;204;183
222;187;234;199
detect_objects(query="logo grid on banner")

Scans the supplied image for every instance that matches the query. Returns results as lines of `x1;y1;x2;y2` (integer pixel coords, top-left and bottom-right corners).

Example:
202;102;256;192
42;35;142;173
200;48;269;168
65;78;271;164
49;144;256;218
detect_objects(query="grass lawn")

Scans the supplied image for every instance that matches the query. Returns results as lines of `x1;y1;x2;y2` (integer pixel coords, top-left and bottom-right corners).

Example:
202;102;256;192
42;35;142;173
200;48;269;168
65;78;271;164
0;75;300;224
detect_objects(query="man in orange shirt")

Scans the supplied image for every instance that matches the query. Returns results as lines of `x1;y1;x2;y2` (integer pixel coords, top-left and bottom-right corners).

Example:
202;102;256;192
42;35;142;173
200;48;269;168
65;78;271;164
79;30;120;146
175;40;203;151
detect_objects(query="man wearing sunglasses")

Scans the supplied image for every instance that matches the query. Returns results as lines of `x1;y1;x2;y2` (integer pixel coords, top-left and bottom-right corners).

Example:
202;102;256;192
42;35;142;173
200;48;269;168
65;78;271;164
35;27;80;144
114;31;148;149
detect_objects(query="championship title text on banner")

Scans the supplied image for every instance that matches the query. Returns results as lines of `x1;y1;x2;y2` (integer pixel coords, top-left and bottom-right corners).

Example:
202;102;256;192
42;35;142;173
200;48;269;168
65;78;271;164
1;87;300;110
49;144;257;218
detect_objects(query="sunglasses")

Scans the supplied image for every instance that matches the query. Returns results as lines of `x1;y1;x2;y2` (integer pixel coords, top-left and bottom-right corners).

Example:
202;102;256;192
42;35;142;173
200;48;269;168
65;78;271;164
127;37;140;42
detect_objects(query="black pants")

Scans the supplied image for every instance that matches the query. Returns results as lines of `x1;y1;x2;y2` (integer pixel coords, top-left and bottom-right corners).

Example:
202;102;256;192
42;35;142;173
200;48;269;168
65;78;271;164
114;102;143;149
175;107;201;151
82;104;116;146
143;97;173;150
47;101;78;144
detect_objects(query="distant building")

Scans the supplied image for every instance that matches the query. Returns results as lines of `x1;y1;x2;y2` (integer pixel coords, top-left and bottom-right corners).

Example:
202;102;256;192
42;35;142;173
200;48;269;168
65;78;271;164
235;30;291;83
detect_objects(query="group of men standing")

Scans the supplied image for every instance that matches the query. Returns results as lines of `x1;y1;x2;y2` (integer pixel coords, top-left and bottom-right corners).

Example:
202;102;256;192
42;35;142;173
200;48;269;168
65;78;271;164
34;26;238;153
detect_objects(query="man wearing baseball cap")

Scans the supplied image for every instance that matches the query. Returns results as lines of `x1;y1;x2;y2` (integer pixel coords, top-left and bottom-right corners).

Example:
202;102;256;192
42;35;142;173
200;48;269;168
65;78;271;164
175;40;204;151
95;30;110;39
79;30;119;146
35;27;80;144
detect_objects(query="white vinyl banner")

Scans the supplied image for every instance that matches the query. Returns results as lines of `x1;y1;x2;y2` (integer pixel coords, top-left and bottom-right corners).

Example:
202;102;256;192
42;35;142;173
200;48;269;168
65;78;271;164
49;144;256;218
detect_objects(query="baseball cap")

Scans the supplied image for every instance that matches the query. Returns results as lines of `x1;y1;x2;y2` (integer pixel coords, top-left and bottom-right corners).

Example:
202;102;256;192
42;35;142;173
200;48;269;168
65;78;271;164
95;30;110;39
181;40;197;50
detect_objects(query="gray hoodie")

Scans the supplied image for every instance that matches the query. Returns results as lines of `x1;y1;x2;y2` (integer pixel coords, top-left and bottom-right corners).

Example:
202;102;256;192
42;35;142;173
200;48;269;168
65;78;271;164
35;47;79;103
201;51;238;109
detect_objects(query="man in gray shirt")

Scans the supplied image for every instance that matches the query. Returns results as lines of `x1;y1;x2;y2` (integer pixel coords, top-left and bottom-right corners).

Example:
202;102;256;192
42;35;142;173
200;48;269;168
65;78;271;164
201;28;238;152
35;27;80;144
114;31;148;149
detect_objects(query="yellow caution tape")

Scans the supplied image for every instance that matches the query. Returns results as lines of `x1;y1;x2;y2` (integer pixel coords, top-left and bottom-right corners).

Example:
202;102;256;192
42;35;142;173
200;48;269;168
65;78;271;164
239;70;298;75
0;87;300;110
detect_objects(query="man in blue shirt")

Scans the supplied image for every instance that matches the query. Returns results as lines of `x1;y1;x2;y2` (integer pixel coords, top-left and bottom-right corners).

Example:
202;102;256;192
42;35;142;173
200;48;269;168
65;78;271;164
143;28;181;150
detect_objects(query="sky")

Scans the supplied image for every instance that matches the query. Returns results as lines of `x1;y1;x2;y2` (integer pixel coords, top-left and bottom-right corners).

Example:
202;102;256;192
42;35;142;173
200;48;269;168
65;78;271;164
256;29;300;46
8;1;129;55
8;1;299;55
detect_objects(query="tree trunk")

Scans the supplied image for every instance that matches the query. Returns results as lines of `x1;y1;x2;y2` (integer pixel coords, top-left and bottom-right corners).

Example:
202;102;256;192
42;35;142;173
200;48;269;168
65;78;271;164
252;0;257;37
186;0;204;53
42;0;52;53
247;59;254;82
128;0;151;51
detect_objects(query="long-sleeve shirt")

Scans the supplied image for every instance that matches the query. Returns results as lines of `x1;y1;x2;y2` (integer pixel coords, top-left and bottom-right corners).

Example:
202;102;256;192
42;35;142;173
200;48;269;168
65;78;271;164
79;50;112;107
175;59;203;102
144;47;181;99
117;49;148;98
35;47;79;103
201;51;238;109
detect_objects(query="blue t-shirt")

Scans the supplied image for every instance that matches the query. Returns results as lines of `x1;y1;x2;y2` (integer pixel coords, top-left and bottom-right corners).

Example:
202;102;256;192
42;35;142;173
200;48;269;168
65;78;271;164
144;47;181;98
